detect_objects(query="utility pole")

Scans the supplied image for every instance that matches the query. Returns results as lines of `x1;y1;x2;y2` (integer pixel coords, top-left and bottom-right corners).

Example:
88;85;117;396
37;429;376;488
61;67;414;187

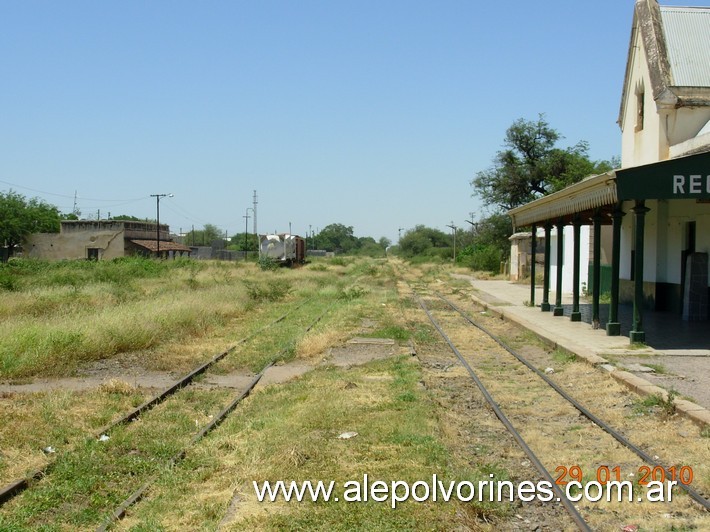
150;193;173;257
244;209;252;261
245;208;255;260
252;190;258;237
446;222;458;262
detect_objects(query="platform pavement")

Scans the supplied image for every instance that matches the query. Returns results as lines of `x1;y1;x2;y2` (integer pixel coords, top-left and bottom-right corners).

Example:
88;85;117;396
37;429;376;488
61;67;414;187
457;277;710;427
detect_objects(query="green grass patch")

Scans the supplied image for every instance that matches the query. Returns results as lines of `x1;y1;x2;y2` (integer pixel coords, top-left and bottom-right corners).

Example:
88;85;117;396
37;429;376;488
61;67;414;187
551;348;577;365
119;356;510;529
363;325;411;342
0;387;234;529
631;389;678;418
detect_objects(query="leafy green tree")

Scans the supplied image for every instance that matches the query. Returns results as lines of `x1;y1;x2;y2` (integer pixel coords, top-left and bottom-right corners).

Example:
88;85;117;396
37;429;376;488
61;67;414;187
355;237;386;257
0;191;60;259
458;213;513;272
471;213;513;255
229;232;259;252
203;224;223;243
184;223;225;246
398;225;450;257
110;214;147;222
317;223;357;253
471;114;616;211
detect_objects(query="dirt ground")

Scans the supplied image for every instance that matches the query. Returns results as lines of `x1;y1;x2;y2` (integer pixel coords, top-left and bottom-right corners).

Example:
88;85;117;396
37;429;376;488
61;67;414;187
619;353;710;409
0;336;402;395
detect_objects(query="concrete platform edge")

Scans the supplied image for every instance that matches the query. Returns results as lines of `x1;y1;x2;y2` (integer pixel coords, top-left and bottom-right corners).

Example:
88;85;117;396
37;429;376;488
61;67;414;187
469;292;710;428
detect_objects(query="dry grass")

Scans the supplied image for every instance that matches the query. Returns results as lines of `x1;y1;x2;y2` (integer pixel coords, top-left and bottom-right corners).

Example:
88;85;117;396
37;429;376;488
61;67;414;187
98;379;136;395
295;327;346;360
113;356;497;531
0;387;147;485
0;261;338;379
4;258;706;529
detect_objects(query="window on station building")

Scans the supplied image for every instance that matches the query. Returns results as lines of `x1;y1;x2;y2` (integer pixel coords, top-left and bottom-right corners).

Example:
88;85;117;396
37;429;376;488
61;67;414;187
635;90;645;132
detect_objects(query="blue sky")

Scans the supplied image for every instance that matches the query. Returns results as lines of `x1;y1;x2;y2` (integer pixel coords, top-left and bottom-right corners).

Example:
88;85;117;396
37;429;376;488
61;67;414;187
2;0;708;243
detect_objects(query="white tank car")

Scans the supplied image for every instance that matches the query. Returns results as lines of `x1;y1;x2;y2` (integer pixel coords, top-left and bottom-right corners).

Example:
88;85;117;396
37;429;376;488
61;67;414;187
259;234;304;263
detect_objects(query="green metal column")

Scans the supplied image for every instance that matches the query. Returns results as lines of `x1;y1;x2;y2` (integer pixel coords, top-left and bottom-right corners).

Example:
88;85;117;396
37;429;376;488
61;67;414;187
606;204;624;336
541;222;552;312
592;210;602;328
571;215;582;322
630;200;650;343
553;219;565;317
530;223;536;307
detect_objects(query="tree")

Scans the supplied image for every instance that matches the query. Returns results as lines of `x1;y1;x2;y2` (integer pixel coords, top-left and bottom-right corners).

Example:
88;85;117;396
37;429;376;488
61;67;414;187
471;115;616;211
111;214;147;222
398;225;450;257
458;213;514;272
316;223;357;253
0;191;60;259
184;224;224;246
229;232;259;252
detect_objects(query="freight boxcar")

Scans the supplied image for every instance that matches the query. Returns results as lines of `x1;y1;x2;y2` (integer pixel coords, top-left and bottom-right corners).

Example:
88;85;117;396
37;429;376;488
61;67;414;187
258;234;305;265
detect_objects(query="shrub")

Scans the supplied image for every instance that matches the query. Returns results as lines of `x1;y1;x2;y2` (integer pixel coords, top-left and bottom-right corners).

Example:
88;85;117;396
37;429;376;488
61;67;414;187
259;257;279;271
330;257;349;266
0;272;19;291
338;285;367;301
459;244;502;273
243;278;292;302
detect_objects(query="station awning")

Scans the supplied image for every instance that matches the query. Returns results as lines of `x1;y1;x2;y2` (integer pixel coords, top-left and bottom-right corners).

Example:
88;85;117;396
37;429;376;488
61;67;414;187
508;171;617;228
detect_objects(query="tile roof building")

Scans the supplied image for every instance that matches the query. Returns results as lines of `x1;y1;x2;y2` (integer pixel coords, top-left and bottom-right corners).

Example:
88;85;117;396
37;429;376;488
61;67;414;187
25;220;191;260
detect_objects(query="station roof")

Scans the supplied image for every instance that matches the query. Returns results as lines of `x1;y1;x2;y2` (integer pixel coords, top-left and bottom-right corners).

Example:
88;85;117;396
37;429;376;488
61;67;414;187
508;171;617;228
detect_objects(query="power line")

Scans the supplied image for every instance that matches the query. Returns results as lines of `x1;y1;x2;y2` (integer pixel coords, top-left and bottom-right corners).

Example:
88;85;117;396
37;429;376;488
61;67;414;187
0;179;146;203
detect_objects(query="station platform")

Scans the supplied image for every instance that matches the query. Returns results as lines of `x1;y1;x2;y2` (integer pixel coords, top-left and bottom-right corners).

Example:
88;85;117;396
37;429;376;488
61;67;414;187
457;277;710;426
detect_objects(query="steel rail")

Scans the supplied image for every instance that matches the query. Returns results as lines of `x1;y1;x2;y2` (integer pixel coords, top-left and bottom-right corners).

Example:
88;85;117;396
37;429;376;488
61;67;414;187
415;293;593;532
435;292;710;512
0;298;311;506
96;364;270;532
96;299;336;529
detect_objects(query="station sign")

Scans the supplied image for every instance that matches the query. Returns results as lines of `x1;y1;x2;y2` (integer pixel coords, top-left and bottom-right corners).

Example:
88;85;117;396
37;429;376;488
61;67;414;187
616;150;710;200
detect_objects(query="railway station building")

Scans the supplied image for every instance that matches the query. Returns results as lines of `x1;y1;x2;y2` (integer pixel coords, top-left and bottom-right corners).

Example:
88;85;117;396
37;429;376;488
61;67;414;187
508;0;710;343
24;220;192;260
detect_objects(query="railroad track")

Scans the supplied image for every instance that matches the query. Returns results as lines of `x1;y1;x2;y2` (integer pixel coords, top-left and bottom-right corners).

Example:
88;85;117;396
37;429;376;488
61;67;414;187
408;282;709;530
0;297;334;529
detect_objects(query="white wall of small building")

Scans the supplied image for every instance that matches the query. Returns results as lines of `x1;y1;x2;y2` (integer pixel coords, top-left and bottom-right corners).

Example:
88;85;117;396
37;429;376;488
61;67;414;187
548;226;590;295
24;228;126;260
